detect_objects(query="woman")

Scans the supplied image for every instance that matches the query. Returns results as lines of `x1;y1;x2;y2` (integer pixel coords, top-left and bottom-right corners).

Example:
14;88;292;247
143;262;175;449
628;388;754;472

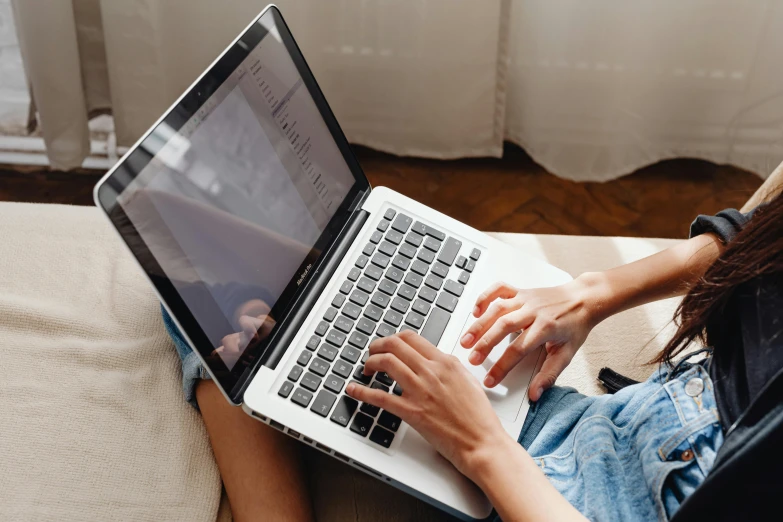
167;192;782;521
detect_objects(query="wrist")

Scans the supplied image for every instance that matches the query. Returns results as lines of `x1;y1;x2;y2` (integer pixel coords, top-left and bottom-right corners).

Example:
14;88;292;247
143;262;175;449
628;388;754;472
460;432;526;487
571;271;617;327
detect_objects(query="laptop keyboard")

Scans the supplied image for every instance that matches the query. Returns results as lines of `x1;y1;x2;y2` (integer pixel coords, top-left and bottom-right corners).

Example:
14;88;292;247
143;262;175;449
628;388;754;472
277;208;481;449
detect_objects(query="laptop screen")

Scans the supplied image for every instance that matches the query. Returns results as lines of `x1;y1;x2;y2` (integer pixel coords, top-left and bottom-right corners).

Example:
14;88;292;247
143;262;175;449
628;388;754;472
95;7;370;398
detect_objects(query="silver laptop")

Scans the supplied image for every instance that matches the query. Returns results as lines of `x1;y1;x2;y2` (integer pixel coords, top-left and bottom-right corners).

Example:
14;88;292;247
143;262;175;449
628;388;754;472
94;5;571;519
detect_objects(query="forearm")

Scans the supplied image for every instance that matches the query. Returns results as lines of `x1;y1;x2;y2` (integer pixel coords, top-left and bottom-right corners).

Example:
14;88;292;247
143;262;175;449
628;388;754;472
577;233;723;326
468;438;586;522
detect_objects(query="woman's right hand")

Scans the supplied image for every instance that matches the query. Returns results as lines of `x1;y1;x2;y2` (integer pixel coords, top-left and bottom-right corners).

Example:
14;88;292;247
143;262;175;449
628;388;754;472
459;277;605;401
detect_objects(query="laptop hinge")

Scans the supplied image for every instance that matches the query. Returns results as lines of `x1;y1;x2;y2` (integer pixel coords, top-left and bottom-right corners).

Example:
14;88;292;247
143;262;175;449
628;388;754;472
230;207;370;402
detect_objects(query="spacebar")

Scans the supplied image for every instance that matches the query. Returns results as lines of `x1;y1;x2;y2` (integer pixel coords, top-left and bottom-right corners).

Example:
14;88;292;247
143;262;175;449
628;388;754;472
420;308;451;347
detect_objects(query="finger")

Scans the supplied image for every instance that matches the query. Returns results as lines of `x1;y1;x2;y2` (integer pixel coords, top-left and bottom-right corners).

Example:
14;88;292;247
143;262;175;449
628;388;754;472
369;334;430;374
364;352;419;391
483;325;548;387
472;282;519;317
396;329;441;360
346;381;407;417
470;310;534;364
527;345;573;401
461;298;523;350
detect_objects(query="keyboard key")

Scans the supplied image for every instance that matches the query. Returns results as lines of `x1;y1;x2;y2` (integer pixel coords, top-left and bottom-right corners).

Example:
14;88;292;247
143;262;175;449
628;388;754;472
405;232;423;247
360;402;380;417
378;240;396;258
378;279;397;296
334;315;354;334
385;267;404;283
383;309;403;327
376;323;396;337
391;296;410;314
364;304;383;322
470;248;481;261
421;307;451;346
371;253;390;269
375;372;394;386
353;365;373;385
306;335;320;351
369;230;383;245
310;358;330;377
278;381;294;398
419;286;437;303
370;426;395;448
318;343;339;361
365;264;383;281
424;274;444;290
314;321;329;336
436;292;459;313
398;284;416;301
417;248;435;264
444;279;464;297
323;307;338;322
392;255;411;271
362;351;370;364
362;243;375;256
378;411;402;432
411;259;429;276
350;412;374;437
330;396;358;426
384;208;397;220
455;256;467;269
291;387;313;408
412;299;431;316
398;243;417;259
466;259;477;273
391;213;413;233
371;292;391;308
288;365;303;382
348;331;369;349
405;312;425;329
333;359;353;379
386;229;403;245
404;272;423;288
458;271;470;285
393;383;403;396
423;236;442;252
297;351;312;365
331;294;346;308
377;219;390;232
311;390;337;417
324;374;345;394
431;262;449;279
326;330;346;347
438;237;463;266
356;255;369;268
341;345;362;363
301;372;322;392
357;276;376;294
356;317;375;335
371;381;390;393
349;289;370;307
342;302;362;320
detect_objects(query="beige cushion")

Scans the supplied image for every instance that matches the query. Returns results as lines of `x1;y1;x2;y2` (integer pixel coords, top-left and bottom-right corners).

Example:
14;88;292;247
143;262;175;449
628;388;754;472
0;202;681;521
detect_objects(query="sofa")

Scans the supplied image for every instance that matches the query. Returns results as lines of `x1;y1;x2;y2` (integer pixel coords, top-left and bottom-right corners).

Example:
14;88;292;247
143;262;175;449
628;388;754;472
1;163;779;521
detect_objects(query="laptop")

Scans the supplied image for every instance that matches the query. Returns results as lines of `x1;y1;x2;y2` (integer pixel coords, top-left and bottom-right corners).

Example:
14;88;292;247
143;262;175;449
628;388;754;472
94;5;571;519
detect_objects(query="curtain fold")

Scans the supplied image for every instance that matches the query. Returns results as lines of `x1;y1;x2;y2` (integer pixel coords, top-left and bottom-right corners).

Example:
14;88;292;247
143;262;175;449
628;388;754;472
11;0;783;179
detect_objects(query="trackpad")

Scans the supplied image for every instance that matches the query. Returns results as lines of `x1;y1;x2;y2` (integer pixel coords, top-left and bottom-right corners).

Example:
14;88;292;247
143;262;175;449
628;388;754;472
451;318;542;423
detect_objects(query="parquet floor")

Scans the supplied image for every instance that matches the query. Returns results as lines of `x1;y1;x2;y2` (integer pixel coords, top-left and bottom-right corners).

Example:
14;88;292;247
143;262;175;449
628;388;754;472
0;143;762;239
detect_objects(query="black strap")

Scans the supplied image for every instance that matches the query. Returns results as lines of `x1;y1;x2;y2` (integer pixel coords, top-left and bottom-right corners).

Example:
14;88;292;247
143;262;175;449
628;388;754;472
597;367;640;394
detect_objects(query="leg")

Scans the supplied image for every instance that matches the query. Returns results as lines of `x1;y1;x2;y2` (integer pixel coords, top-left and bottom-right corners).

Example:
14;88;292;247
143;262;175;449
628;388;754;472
196;380;314;522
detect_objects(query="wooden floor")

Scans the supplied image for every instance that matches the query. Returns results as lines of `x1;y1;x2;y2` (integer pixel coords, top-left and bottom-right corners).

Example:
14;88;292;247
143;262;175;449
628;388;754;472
0;143;762;239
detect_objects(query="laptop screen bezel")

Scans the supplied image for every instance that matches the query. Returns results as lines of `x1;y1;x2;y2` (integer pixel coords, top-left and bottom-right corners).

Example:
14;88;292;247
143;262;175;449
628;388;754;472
94;5;371;403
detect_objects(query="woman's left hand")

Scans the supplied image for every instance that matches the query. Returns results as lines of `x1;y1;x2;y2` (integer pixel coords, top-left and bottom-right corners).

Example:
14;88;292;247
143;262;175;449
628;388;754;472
345;331;516;479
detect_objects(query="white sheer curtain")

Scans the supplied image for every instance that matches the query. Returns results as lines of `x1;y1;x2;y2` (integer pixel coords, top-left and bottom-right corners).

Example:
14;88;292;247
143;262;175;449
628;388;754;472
12;0;783;179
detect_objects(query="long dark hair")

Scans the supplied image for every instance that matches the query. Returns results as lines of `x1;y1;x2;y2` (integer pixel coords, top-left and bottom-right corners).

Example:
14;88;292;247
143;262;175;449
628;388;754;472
653;189;783;365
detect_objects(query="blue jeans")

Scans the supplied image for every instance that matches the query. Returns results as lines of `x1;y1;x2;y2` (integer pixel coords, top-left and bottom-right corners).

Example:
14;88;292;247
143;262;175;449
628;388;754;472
515;361;723;521
162;306;210;409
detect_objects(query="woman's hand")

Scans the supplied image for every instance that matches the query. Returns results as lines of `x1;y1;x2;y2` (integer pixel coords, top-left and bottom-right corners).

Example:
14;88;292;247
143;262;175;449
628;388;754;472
460;279;603;401
345;331;516;480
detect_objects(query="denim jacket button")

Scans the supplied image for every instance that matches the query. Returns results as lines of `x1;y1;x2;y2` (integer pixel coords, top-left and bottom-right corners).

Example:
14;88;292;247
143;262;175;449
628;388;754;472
681;449;695;462
685;377;704;397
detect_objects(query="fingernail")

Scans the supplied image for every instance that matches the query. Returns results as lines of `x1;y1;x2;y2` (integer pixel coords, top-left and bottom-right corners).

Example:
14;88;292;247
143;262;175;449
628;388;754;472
536;387;544;398
346;383;355;394
473;306;480;317
461;333;474;346
484;375;496;387
469;351;482;364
